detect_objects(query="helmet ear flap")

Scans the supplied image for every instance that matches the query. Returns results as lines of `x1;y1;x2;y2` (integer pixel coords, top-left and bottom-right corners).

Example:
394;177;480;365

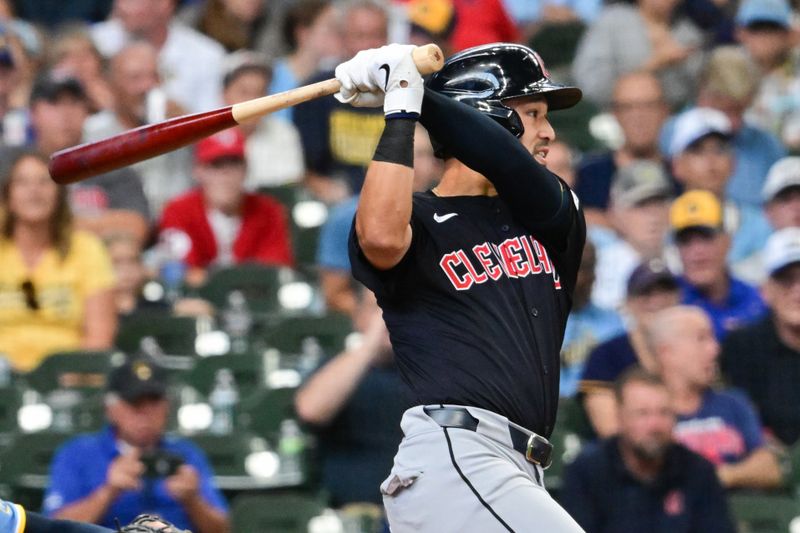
507;108;524;138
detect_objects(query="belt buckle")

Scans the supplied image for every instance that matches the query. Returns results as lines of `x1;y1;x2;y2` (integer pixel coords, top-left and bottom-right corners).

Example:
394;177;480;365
525;434;552;469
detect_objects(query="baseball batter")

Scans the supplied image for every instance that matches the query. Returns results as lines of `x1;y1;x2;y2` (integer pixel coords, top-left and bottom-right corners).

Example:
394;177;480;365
335;43;586;532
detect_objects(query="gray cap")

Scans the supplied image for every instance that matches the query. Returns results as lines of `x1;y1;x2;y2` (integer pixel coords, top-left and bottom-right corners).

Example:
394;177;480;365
610;160;673;208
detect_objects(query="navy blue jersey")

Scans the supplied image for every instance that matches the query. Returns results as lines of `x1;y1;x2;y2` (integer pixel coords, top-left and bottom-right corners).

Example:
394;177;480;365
350;186;584;436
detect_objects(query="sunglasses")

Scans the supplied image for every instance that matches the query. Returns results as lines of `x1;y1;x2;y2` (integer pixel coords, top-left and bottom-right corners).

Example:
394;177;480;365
20;279;39;311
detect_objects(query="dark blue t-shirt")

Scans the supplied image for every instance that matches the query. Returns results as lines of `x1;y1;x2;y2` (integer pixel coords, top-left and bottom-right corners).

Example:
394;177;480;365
561;437;736;533
575;152;616;210
579;333;638;393
678;276;767;340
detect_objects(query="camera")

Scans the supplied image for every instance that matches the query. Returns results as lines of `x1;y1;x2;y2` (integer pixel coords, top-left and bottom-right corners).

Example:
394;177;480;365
140;449;184;478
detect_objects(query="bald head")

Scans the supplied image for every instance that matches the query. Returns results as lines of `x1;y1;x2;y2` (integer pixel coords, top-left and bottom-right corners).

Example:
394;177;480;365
647;305;719;389
109;42;160;123
612;72;668;157
613;72;664;104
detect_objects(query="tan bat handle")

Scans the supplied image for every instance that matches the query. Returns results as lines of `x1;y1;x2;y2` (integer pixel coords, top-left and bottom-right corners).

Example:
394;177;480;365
231;44;444;124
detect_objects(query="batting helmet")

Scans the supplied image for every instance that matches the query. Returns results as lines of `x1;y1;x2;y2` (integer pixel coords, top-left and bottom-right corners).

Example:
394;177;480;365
426;43;582;137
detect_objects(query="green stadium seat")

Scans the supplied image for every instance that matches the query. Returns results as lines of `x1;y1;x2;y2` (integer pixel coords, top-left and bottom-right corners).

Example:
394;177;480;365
24;350;118;394
182;353;266;398
116;314;203;356
263;313;353;358
527;21;586;71
238;387;298;439
231;492;328;533
198;264;302;316
257;184;305;211
547;397;592;493
0;387;21;441
728;491;800;533
547;98;604;153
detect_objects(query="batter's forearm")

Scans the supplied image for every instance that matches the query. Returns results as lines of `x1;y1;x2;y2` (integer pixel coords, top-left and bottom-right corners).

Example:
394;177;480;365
356;119;416;270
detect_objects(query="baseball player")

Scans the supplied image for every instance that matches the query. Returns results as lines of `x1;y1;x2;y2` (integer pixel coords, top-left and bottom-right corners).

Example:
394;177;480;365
335;43;586;532
0;498;187;533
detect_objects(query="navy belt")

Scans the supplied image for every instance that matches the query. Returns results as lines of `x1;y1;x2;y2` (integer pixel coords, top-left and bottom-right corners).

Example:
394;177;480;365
424;406;553;469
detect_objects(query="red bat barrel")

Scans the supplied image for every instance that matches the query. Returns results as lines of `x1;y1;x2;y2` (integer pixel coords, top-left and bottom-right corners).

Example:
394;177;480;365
49;106;237;184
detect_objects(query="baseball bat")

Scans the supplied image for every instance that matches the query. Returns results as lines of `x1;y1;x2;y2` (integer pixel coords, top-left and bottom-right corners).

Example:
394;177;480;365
49;44;445;185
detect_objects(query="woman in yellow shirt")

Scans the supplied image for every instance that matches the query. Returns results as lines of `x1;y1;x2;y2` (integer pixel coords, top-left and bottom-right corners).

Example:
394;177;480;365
0;151;117;371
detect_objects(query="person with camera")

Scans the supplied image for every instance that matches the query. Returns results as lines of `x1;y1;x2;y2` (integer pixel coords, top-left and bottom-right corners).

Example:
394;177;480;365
43;356;230;533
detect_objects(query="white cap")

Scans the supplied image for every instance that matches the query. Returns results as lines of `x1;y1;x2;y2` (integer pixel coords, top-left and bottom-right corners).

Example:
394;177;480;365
669;107;732;157
762;157;800;203
764;227;800;276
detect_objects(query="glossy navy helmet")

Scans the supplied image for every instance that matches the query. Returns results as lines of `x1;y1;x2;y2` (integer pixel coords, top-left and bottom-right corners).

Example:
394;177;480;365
426;43;582;137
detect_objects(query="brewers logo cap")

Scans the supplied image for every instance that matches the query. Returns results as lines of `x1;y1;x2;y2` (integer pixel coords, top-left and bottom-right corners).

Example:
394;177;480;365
107;356;168;402
669;190;724;234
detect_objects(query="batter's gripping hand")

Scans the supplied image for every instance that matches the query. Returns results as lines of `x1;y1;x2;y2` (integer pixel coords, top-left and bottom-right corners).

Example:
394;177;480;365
335;44;424;116
116;514;190;533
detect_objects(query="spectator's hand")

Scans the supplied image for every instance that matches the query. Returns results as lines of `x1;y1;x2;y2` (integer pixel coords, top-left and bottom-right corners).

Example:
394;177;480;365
106;450;144;493
362;307;392;359
646;25;694;70
166;464;201;505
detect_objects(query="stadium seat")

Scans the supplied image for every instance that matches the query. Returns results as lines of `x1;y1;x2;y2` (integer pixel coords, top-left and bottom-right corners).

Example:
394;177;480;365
547;98;604;153
231;492;328;533
547;397;592;493
728;491;800;533
116;314;204;356
198;263;304;316
0;388;20;439
24;350;119;394
527;22;586;71
238;387;298;439
263;313;353;357
182;353;266;398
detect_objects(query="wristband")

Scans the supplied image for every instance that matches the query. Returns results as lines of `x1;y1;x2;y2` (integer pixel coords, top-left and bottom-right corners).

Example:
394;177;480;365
373;118;416;168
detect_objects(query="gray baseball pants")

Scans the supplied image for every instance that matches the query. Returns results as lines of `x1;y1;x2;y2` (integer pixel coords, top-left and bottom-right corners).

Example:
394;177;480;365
381;405;584;533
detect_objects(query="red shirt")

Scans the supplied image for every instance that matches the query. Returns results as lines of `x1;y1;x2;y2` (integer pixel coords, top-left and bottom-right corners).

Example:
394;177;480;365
451;0;519;51
159;189;294;269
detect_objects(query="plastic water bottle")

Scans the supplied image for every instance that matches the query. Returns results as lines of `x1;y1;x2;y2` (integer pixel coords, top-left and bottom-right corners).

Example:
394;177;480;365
297;336;323;379
157;229;190;303
277;418;305;475
0;357;11;388
222;290;252;354
208;369;239;435
47;389;81;433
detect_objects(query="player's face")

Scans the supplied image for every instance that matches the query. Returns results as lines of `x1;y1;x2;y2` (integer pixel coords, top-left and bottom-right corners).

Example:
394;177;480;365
6;156;60;225
108;395;170;449
619;382;675;461
766;187;800;229
664;313;719;389
506;97;555;167
763;264;800;328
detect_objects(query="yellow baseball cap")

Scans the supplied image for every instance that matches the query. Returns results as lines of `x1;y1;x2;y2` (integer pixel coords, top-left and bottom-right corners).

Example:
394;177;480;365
669;190;724;233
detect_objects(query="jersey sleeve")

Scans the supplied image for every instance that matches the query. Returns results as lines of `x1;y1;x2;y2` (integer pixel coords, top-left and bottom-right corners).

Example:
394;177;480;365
579;339;621;393
0;500;25;533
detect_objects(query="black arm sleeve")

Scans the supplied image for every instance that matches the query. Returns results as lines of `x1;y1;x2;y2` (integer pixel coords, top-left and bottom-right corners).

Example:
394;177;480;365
419;88;572;235
26;511;113;533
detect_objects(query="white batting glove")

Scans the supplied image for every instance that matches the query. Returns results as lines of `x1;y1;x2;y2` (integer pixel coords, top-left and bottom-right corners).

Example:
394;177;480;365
334;44;424;117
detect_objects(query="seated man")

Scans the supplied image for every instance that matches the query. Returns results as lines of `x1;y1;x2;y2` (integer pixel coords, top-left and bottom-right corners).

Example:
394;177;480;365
649;305;783;489
159;128;294;285
561;368;736;533
44;356;229;533
580;259;680;436
722;227;800;446
670;190;767;339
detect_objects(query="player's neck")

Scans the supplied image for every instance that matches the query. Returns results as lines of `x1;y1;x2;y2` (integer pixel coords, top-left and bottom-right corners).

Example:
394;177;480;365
434;160;497;196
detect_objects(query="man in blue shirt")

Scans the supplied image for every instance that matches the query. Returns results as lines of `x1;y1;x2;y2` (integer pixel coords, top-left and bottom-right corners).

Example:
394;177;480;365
670;190;767;339
43;356;229;533
562;368;736;533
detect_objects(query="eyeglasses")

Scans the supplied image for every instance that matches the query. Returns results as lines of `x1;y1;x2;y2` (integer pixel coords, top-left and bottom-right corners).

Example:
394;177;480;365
20;280;39;311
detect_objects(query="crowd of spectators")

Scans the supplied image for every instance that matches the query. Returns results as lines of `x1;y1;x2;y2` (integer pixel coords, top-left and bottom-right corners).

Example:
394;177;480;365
0;0;797;530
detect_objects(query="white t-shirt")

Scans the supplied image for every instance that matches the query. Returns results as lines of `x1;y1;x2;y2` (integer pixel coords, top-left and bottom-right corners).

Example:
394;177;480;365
207;208;242;266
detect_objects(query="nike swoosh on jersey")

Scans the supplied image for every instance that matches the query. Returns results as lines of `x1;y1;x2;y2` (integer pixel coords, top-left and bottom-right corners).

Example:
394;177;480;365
433;212;458;223
379;64;390;91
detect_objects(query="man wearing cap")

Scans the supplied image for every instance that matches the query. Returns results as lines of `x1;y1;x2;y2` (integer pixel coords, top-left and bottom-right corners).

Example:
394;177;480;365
735;156;800;282
591;159;675;311
83;42;192;217
736;0;800;152
158;128;294;286
660;46;786;209
670;190;767;340
580;259;681;437
669;106;773;263
43;356;229;532
220;50;304;189
27;70;151;244
722;228;800;446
